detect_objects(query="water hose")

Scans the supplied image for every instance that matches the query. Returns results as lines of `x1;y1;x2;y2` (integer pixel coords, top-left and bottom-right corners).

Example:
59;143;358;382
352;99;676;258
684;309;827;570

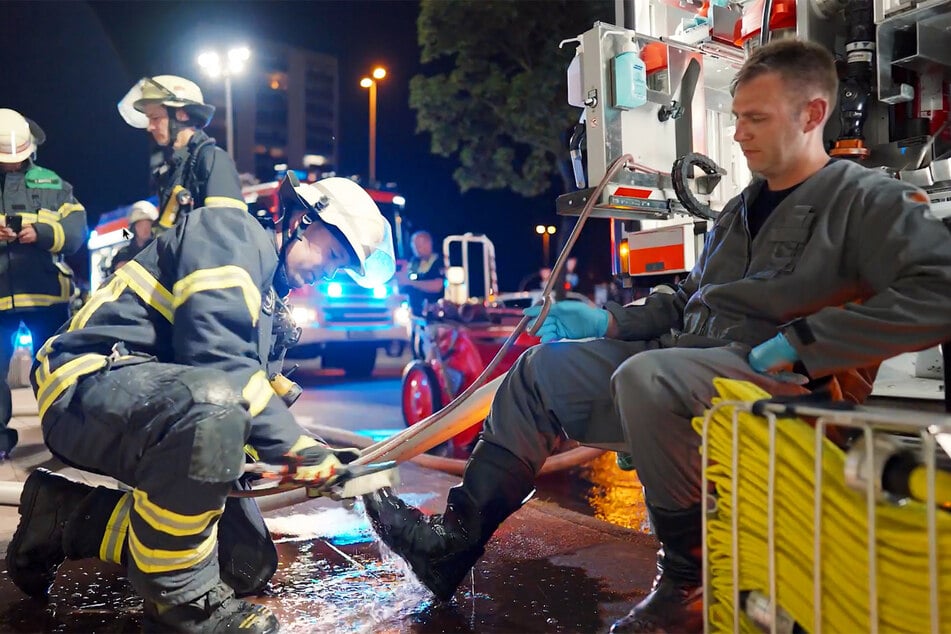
699;378;951;633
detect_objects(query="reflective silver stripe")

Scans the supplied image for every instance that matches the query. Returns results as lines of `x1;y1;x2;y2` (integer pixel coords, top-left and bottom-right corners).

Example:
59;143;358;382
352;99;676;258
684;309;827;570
128;523;218;574
132;489;222;537
99;493;133;564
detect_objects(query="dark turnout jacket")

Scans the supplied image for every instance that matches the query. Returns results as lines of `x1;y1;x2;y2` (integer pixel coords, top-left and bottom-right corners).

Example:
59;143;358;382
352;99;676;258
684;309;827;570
32;205;305;461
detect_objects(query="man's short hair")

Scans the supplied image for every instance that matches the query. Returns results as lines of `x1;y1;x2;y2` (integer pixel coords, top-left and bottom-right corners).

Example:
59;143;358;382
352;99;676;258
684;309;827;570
731;39;839;111
411;230;432;243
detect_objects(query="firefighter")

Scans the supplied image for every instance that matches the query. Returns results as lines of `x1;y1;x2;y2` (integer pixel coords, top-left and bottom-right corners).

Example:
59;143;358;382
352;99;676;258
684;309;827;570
6;175;395;633
118;75;246;231
0;108;86;460
110;199;158;273
363;40;951;632
397;230;445;316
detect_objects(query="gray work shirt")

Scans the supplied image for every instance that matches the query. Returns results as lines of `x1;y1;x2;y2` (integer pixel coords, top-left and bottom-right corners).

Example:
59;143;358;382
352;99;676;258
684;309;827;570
606;160;951;378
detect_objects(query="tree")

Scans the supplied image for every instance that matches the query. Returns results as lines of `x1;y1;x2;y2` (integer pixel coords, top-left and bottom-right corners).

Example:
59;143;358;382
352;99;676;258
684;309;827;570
411;0;612;197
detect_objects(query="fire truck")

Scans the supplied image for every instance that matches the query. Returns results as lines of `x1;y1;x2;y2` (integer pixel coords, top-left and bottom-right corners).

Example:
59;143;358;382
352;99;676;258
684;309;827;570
87;176;412;378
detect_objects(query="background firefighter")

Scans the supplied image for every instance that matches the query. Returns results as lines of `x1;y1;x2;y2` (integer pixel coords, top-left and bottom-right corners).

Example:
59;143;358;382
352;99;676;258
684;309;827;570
0;108;86;460
110;199;158;273
5;176;395;633
118;75;246;231
362;40;951;634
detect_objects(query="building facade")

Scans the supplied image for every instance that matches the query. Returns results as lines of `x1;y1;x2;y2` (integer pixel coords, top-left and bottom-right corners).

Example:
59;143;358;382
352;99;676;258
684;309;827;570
200;40;339;182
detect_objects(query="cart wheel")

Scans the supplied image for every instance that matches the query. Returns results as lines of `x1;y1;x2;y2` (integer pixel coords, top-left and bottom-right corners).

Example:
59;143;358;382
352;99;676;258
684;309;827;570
401;361;443;426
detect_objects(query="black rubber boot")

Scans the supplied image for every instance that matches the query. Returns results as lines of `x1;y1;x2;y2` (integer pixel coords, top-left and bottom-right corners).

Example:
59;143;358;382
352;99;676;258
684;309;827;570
610;504;704;633
363;440;534;602
142;581;279;633
6;468;124;599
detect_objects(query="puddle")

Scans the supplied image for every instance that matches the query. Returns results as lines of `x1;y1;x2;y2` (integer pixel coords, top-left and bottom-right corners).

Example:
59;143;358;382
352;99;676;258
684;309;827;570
0;485;639;632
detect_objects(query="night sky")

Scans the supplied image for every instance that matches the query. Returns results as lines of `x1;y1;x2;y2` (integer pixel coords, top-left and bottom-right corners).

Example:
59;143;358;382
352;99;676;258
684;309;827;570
1;0;613;290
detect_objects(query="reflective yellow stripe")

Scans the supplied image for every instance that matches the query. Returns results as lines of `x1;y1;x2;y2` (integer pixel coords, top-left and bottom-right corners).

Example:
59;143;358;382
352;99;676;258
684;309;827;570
99;493;133;564
172;266;261;326
132;489;222;537
0;291;70;311
19;212;38;224
203;196;248;212
68;277;126;331
36;353;109;419
115;262;174;323
56;202;85;218
36;219;65;252
35;336;56;366
128;522;218;574
242;370;274;417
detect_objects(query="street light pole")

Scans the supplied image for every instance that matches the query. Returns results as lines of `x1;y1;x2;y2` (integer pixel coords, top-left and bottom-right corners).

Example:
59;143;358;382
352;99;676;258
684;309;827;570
224;74;234;160
536;224;556;266
360;66;386;186
197;46;250;161
368;79;377;184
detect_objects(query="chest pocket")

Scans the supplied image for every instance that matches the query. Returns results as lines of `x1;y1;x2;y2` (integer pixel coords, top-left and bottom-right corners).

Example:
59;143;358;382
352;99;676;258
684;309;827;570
756;205;816;278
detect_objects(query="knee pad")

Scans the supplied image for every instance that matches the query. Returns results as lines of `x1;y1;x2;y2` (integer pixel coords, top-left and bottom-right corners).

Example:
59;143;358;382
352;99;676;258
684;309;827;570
178;367;241;407
187;402;251;484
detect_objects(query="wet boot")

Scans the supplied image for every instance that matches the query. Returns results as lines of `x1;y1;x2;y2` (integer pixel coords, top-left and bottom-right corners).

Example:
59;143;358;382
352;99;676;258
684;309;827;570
6;468;125;600
611;504;703;634
142;581;278;634
363;440;534;602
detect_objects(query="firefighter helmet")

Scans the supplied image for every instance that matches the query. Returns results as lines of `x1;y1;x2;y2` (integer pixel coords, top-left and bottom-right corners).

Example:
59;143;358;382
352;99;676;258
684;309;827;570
118;75;216;129
127;200;159;225
0;109;46;164
279;175;396;288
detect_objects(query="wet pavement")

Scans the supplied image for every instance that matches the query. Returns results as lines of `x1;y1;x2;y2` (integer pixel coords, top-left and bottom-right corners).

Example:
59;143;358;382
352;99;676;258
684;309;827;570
0;465;657;633
0;373;659;633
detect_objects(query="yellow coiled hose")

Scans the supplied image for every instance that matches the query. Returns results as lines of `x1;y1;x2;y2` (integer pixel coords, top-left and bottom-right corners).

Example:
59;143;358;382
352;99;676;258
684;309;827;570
695;378;951;633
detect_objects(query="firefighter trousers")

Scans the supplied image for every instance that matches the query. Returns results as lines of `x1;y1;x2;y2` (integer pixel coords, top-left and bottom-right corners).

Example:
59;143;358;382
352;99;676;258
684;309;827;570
482;338;807;511
42;361;275;605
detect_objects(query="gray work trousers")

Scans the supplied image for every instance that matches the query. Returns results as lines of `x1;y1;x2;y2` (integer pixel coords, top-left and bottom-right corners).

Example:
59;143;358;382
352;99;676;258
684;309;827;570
482;338;807;511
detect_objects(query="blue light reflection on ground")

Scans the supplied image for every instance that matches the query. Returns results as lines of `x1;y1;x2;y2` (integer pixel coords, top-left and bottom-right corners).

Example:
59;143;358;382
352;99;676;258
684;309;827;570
352;428;402;443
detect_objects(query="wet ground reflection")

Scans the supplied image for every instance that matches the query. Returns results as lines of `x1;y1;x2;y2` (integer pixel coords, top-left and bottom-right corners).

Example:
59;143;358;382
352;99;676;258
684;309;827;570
0;497;633;633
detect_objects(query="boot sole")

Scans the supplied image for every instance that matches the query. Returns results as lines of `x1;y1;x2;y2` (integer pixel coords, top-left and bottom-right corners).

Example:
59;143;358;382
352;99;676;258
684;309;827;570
6;470;55;600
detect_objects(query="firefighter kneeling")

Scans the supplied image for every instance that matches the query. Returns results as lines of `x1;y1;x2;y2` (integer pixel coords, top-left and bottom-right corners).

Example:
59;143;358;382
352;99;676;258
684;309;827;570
5;174;395;633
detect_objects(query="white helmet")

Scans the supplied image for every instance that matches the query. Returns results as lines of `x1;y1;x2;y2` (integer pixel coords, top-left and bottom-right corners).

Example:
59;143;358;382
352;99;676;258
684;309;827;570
128;200;159;225
0;109;45;164
117;75;216;129
281;176;396;288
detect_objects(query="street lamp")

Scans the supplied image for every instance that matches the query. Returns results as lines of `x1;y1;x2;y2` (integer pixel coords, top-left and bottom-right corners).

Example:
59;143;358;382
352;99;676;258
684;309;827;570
360;66;387;185
197;45;251;159
535;224;556;266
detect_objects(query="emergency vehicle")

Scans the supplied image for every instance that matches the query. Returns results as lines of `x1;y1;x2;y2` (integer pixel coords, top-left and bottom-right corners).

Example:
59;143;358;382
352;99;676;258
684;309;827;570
86;176;412;378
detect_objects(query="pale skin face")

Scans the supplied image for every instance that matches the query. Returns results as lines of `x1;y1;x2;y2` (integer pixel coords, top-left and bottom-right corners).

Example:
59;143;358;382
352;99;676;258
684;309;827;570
132;219;153;244
731;71;831;191
142;103;196;150
280;216;357;288
411;233;433;259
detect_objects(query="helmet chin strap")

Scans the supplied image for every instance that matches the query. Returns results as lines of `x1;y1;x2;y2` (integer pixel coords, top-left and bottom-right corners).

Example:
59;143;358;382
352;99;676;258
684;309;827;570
277;193;330;269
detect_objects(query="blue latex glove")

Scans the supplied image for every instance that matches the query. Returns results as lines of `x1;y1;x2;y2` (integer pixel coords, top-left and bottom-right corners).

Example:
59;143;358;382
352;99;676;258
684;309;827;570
523;302;609;343
748;333;799;373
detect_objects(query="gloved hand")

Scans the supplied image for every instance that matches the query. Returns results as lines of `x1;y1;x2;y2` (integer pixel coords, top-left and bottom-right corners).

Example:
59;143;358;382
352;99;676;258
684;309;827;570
283;436;360;487
748;333;799;373
523;302;609;343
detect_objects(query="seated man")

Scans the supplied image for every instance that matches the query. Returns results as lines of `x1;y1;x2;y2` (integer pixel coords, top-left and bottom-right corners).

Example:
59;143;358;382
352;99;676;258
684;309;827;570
6;175;395;633
363;39;951;633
